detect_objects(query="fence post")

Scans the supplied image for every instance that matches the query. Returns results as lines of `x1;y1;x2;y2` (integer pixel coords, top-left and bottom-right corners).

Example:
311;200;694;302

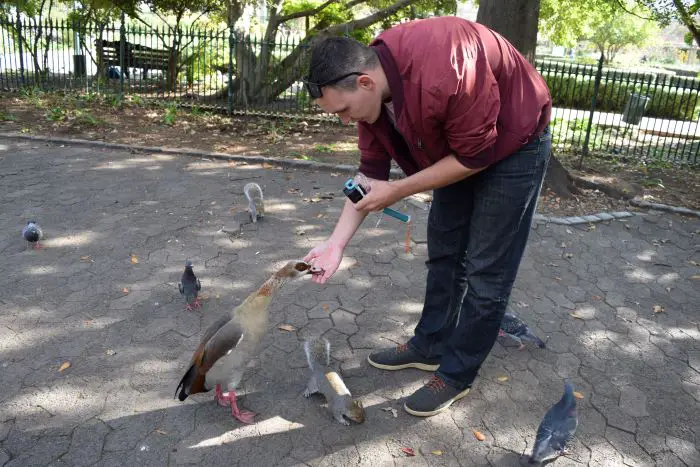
227;25;234;116
119;11;125;99
16;15;25;87
579;52;605;169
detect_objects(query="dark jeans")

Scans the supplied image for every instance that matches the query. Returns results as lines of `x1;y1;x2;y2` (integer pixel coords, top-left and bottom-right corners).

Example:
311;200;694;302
408;126;551;390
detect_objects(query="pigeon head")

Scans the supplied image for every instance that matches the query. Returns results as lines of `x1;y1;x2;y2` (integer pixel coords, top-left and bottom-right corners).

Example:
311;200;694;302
185;260;194;269
276;260;323;280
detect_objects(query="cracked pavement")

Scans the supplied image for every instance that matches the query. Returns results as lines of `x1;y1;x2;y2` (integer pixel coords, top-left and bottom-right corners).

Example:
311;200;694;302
0;140;699;466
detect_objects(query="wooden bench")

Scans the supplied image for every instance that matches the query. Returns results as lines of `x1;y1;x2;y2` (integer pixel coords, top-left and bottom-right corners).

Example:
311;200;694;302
95;39;171;78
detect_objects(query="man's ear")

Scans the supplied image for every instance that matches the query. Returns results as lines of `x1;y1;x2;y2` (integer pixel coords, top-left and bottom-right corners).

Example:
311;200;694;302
357;75;374;91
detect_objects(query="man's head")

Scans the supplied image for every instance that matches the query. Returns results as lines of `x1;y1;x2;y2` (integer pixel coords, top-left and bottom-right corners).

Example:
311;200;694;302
304;36;387;125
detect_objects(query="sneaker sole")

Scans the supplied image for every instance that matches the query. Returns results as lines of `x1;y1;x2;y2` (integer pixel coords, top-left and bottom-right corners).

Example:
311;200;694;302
403;388;471;417
366;354;439;372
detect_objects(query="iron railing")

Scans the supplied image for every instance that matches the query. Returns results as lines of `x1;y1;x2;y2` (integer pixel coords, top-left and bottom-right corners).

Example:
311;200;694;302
1;15;699;165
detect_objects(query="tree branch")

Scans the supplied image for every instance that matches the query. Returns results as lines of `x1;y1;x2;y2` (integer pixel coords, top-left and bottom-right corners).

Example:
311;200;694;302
327;0;413;33
614;0;653;21
275;0;339;23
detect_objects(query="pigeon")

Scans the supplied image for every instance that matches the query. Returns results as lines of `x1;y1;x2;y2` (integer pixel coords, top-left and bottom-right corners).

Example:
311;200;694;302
175;259;322;424
22;221;43;249
498;308;546;350
243;182;264;223
529;382;579;465
178;260;202;312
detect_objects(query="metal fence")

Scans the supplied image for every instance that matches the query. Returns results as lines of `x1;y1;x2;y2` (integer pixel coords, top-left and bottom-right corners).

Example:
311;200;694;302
1;15;699;166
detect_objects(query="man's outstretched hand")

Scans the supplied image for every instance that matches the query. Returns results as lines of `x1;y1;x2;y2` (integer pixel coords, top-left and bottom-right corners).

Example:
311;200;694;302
304;239;344;284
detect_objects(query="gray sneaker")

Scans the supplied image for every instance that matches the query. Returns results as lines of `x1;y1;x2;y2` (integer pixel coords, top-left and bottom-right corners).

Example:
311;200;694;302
367;343;440;371
403;375;471;417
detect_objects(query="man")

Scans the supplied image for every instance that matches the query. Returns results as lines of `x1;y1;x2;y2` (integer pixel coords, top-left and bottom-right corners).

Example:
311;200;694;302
303;16;552;417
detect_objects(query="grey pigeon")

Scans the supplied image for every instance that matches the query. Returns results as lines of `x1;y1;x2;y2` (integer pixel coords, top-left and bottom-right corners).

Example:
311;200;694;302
499;308;546;350
22;221;43;249
243;182;264;223
529;382;578;464
178;260;202;312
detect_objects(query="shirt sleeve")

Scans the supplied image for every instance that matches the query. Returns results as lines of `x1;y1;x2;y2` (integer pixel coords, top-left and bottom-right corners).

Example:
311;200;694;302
357;122;392;181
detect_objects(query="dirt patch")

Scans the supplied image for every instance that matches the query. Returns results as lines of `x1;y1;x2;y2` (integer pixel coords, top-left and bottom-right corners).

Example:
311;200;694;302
2;90;698;216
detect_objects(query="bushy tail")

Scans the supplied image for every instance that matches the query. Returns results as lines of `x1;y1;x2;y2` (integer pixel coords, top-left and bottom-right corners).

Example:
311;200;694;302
243;182;264;221
303;337;330;371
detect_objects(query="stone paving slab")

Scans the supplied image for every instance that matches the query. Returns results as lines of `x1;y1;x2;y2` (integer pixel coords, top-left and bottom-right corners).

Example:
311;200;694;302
0;140;699;466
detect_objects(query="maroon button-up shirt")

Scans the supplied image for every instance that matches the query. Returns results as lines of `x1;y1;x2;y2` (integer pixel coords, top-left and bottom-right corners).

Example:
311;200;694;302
357;16;552;180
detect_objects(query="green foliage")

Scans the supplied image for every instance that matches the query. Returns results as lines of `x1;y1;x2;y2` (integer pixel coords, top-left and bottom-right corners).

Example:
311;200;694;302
542;71;700;120
74;109;101;125
47;106;65;121
587;6;658;62
0;110;17;121
162;102;178;125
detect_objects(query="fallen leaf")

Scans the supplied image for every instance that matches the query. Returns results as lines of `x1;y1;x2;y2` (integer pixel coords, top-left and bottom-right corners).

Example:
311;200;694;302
105;349;116;356
288;188;301;194
553;276;562;281
199;294;210;301
58;361;71;372
216;294;221;300
665;287;673;293
689;260;699;266
573;391;584;399
154;429;168;435
569;312;583;320
381;407;398;418
497;375;509;382
653;305;664;313
322;304;329;312
130;254;139;264
691;275;700;280
278;324;296;332
400;447;415;457
80;255;93;262
588;224;596;231
431;450;444;456
560;242;567;248
625;224;631;230
565;253;574;259
122;287;129;295
592;295;602;301
262;163;274;169
472;429;486;441
316;213;327;218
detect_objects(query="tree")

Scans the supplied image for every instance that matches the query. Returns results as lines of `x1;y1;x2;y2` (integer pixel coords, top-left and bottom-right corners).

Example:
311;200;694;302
476;0;540;62
587;5;656;63
634;0;699;47
204;0;439;106
2;0;57;79
477;0;582;197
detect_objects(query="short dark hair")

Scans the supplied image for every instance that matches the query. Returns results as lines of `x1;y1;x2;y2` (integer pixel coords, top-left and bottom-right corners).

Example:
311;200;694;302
307;36;379;91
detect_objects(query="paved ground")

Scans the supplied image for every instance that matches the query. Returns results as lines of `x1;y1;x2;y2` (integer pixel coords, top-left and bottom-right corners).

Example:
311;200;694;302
0;139;699;467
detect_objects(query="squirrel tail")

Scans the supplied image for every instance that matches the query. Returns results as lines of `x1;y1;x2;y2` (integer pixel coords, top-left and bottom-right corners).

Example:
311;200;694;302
243;182;264;220
303;337;330;371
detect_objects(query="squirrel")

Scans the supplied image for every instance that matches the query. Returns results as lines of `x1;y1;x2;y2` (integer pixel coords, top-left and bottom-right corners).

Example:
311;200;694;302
303;338;365;426
243;182;264;223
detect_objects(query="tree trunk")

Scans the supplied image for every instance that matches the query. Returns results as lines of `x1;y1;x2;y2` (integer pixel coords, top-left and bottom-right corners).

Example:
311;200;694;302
476;0;540;64
477;0;580;198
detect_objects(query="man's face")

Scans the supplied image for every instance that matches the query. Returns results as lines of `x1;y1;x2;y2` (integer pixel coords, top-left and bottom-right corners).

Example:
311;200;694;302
314;76;382;125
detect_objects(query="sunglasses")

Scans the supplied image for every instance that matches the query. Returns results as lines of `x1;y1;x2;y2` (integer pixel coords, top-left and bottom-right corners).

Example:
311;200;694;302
302;72;365;99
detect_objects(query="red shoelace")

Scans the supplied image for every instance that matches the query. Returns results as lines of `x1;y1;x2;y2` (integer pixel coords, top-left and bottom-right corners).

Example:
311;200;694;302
396;343;409;353
426;375;447;392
